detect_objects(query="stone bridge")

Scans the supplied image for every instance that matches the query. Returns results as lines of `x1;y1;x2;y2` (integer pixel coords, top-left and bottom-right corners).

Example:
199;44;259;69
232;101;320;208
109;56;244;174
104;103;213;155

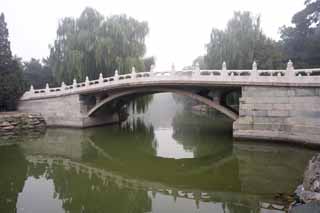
18;61;320;145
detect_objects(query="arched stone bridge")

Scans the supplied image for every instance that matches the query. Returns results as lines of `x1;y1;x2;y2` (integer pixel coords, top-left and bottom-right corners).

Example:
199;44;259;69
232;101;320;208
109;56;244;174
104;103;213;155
18;61;320;145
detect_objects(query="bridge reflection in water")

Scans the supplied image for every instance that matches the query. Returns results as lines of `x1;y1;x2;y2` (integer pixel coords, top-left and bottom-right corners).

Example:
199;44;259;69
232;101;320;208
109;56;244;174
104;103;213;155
0;110;316;213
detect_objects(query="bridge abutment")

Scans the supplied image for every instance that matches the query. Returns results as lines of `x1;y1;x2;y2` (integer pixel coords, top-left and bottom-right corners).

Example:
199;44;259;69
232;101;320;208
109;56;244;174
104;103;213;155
18;94;119;128
234;86;320;145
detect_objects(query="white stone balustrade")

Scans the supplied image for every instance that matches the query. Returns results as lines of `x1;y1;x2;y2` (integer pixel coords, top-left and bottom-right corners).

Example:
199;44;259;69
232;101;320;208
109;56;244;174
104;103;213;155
99;73;104;84
21;61;320;101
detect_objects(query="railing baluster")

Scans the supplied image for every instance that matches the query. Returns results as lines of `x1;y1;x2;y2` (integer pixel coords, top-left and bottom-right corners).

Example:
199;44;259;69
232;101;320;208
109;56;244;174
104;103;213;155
19;62;320;100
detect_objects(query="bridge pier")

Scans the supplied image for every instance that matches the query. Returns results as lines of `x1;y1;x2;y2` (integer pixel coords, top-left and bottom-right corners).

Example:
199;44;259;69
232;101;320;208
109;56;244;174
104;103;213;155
234;86;320;145
18;94;120;128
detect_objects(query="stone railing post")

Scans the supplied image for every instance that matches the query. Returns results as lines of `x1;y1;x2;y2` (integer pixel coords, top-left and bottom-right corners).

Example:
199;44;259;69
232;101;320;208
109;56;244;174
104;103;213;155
30;85;34;93
73;79;77;88
131;66;136;79
171;63;175;71
171;63;175;77
45;83;50;93
114;70;119;81
286;60;295;80
150;64;155;72
194;62;200;77
150;64;155;78
252;61;258;79
61;82;66;91
85;76;90;87
99;73;104;84
221;61;227;78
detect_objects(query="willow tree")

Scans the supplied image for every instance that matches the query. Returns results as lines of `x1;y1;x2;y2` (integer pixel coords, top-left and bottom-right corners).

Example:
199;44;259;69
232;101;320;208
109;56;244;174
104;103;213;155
204;11;284;70
47;7;149;84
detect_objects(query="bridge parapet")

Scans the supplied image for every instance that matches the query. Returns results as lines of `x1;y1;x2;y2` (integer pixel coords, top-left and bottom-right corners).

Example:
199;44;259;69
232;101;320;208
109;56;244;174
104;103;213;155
21;61;320;101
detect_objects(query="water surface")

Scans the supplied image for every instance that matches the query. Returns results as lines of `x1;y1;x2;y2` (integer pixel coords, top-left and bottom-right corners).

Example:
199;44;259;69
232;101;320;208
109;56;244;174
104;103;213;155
0;93;316;213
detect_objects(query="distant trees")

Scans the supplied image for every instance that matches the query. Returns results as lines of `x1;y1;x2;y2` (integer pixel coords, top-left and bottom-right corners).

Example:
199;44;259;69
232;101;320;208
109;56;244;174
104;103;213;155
22;58;54;89
0;13;24;111
280;0;320;68
47;7;149;84
204;12;284;70
143;56;155;72
0;8;153;111
200;2;320;70
192;56;206;69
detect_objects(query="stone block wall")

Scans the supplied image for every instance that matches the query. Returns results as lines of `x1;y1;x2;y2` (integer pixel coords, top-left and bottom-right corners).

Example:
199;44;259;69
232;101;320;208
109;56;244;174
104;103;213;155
18;94;119;128
233;86;320;145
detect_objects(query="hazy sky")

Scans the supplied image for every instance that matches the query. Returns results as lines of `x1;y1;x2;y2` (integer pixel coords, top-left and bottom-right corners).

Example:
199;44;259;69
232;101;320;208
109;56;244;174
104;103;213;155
2;0;305;70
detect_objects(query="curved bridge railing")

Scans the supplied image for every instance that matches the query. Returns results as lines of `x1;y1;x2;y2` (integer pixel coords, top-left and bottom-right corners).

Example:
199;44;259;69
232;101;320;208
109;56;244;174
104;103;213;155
20;60;320;101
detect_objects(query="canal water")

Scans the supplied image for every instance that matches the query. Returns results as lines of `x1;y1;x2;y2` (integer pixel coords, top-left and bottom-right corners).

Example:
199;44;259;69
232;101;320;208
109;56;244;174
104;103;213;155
0;93;317;213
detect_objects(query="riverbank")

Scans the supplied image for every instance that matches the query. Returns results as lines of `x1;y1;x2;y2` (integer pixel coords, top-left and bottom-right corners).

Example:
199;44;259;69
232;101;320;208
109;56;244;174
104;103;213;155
0;112;46;140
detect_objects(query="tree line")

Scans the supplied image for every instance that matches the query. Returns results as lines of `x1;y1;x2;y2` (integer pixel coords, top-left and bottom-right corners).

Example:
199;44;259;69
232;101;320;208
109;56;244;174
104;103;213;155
1;1;320;111
194;0;320;70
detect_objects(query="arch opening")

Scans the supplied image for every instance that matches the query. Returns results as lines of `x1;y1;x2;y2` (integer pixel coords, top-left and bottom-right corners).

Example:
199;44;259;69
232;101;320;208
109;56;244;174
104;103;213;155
87;88;239;121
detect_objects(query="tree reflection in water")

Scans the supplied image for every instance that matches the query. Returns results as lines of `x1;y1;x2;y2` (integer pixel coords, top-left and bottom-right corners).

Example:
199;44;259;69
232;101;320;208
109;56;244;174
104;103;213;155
0;145;28;213
0;94;318;213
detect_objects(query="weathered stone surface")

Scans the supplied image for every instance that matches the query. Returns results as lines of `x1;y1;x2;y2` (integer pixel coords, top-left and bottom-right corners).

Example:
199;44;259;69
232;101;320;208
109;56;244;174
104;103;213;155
294;88;317;97
240;103;254;110
290;201;320;213
253;103;273;110
268;110;289;117
289;96;320;104
303;154;320;192
242;97;289;104
252;110;268;117
253;123;273;131
239;109;251;116
290;155;320;212
234;86;320;145
272;103;291;110
18;94;120;128
242;86;290;97
0;112;46;139
28;120;40;125
2;125;15;130
237;116;253;124
0;121;10;127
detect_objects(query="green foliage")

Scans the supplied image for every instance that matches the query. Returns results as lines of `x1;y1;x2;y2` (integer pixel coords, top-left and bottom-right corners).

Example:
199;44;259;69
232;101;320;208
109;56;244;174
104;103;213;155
193;56;206;69
0;13;24;111
143;56;155;71
204;11;284;70
48;7;149;84
22;58;54;89
131;95;154;114
280;0;320;68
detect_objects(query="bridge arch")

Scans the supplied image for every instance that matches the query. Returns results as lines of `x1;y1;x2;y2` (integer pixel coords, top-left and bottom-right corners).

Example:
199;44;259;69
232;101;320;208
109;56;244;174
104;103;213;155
87;88;239;120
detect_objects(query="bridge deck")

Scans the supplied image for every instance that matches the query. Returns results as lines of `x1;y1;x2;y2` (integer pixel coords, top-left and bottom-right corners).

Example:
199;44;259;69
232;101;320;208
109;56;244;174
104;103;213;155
20;66;320;101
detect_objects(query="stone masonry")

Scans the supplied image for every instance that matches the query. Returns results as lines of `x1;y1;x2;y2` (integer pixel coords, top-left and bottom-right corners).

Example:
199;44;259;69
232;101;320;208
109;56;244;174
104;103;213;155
17;62;320;143
233;86;320;145
0;112;46;138
18;94;119;128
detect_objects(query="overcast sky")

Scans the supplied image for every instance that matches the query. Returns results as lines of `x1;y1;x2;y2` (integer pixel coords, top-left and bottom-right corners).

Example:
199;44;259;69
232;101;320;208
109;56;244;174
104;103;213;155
2;0;305;70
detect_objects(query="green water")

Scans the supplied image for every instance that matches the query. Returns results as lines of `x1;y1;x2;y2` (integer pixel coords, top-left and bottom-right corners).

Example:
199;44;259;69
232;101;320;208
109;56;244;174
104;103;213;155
0;94;317;213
